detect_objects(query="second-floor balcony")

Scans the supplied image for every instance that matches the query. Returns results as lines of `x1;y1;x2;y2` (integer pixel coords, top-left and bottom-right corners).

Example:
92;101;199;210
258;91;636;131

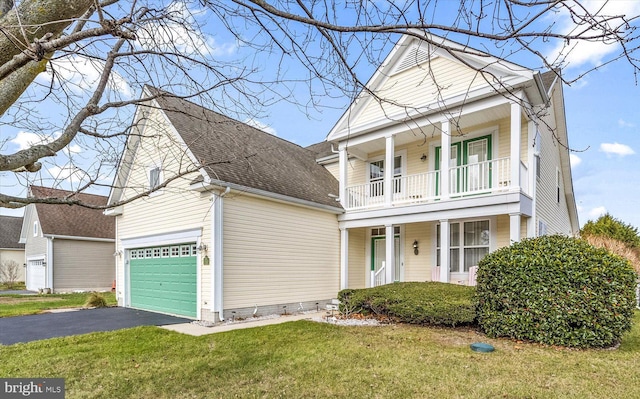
344;157;528;211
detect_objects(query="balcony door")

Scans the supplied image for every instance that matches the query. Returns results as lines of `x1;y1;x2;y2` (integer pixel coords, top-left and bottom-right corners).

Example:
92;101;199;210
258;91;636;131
436;135;492;195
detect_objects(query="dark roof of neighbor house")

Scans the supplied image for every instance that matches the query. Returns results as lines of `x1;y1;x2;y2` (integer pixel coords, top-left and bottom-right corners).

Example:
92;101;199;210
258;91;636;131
0;216;25;249
30;186;115;239
149;88;341;209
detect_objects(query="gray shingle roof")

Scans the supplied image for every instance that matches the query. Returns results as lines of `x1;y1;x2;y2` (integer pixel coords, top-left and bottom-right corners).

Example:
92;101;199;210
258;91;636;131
30;186;115;239
540;70;559;93
150;89;341;209
0;216;25;249
306;141;338;160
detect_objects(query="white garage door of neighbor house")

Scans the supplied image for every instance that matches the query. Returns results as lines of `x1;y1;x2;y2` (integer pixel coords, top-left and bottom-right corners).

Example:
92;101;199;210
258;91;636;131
26;259;46;291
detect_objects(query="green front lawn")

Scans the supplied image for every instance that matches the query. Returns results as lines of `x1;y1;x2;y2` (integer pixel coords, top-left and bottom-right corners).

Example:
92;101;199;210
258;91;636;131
1;312;639;398
0;292;116;318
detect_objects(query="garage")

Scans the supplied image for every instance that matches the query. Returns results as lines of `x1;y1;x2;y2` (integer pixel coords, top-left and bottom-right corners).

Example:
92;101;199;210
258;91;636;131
129;243;197;318
26;258;46;291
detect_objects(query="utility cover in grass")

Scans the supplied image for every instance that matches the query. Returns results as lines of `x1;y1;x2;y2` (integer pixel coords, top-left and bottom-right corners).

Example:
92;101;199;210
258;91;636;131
470;342;494;353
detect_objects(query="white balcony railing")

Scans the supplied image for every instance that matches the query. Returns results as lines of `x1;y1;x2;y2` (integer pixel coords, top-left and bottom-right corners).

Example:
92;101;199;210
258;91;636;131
345;157;522;210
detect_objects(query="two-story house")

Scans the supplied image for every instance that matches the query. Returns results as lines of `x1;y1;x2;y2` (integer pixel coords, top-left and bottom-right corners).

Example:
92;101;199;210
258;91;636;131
313;32;578;290
107;32;578;322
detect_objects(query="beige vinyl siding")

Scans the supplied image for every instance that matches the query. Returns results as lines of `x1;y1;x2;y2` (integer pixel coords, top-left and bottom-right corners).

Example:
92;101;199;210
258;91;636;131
496;214;510;249
403;222;431;281
0;249;25;281
53;239;114;292
115;107;212;307
223;195;340;309
348;228;366;289
355;57;486;127
323;161;339;181
535;92;572;236
24;208;47;258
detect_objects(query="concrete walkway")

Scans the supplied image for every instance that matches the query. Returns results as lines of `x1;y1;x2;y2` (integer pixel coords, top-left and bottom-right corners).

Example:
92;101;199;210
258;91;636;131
161;311;326;336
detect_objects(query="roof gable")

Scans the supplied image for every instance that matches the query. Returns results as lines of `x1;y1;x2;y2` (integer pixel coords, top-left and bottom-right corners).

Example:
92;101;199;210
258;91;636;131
328;32;543;141
29;186;115;239
111;88;341;210
0;216;25;249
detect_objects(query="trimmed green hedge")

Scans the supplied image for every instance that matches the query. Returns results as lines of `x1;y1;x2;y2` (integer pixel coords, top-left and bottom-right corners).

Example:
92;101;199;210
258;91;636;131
475;235;637;348
338;282;476;327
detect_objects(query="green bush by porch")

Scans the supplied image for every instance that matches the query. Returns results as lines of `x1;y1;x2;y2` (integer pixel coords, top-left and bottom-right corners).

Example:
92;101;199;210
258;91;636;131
338;282;476;327
475;235;637;348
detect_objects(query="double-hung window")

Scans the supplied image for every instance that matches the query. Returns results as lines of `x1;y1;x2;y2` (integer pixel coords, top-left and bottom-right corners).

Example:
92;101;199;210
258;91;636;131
437;220;490;273
368;156;402;197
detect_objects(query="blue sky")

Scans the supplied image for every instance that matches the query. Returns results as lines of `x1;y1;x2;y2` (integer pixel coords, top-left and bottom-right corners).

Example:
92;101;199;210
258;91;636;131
2;0;640;230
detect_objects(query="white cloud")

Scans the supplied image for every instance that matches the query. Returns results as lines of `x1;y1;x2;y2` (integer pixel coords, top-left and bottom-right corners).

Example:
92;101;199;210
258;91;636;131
137;1;236;58
244;118;277;136
9;131;61;151
599;142;635;157
618;119;635;128
39;55;132;99
47;165;90;185
569;153;582;167
64;144;82;155
547;1;640;70
587;206;607;220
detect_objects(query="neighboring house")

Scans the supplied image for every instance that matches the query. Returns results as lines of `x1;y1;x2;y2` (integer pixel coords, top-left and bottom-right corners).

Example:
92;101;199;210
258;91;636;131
0;215;25;283
106;86;342;320
19;186;115;292
107;31;578;321
318;31;579;290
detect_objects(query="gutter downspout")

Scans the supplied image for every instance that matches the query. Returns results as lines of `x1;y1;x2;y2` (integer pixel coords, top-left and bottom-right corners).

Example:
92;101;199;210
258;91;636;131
46;237;54;292
212;186;230;321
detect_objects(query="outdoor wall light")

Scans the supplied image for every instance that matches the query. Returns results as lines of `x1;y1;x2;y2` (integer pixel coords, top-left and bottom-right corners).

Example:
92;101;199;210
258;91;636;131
420;153;427;162
413;240;419;255
197;244;208;252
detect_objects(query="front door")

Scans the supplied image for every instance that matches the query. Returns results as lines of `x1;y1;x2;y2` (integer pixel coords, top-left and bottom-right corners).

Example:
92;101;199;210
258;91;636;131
371;235;402;286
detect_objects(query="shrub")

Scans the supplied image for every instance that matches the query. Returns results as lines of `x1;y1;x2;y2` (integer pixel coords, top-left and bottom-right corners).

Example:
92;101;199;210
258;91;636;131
338;282;476;327
581;214;640;249
0;260;21;289
583;235;640;275
85;292;107;308
475;235;637;348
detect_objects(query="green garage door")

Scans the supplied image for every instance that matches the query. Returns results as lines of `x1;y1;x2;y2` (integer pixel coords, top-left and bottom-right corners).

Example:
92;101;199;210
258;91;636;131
129;243;197;318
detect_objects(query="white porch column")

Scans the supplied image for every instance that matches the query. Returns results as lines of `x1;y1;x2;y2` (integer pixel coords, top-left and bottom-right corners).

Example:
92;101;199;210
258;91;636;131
339;146;348;208
510;213;521;243
340;227;349;290
384;135;395;207
385;224;394;284
510;100;522;190
439;219;450;283
440;121;450;199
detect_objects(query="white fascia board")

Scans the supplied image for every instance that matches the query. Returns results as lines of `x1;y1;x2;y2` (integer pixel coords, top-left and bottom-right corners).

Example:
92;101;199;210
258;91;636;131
18;205;33;244
120;228;202;249
103;206;123;216
107;101;148;206
338;192;532;229
43;234;115;243
190;180;344;214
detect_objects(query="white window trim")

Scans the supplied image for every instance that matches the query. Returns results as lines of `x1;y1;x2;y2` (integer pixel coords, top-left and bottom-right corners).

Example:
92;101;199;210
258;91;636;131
430;126;498;172
33;221;39;237
556;167;561;204
366;149;407;184
147;163;164;197
435;217;494;274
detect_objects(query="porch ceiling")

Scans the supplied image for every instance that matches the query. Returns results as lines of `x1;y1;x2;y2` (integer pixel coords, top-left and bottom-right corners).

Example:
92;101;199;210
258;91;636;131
347;102;511;156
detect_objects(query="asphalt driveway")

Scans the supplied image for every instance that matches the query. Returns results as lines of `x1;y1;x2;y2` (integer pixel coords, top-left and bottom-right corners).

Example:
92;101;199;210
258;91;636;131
0;307;190;345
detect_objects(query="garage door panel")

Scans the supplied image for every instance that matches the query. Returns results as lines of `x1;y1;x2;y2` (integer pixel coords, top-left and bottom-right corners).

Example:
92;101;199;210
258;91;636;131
129;244;197;318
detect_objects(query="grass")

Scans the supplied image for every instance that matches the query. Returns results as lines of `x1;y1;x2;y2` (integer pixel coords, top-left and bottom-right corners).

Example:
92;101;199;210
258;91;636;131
1;312;639;398
0;281;26;290
0;292;117;318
